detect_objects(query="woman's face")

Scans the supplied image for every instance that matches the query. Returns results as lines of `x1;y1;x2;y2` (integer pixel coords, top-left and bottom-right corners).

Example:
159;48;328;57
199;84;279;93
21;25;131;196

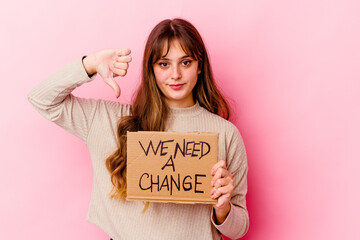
153;39;200;108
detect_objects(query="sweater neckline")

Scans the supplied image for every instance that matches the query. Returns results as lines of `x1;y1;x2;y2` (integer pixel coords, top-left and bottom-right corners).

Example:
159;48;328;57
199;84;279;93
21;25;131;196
168;101;203;118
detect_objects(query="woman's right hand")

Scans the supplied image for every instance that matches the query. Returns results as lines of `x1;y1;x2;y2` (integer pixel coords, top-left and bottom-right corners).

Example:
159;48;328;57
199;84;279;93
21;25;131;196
83;48;132;98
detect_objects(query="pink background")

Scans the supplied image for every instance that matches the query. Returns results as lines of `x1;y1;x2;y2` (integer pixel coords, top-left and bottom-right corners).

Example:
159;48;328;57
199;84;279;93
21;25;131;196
1;0;359;239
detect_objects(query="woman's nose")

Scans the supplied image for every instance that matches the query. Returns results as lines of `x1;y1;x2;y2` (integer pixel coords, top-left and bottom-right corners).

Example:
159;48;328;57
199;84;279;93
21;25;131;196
171;65;182;80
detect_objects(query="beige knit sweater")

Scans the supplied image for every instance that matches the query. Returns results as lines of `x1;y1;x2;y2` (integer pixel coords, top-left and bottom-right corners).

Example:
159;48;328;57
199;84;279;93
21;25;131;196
27;57;249;240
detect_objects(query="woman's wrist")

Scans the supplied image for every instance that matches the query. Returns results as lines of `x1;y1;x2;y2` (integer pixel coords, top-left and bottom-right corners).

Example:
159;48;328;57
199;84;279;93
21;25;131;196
82;54;97;76
214;202;231;225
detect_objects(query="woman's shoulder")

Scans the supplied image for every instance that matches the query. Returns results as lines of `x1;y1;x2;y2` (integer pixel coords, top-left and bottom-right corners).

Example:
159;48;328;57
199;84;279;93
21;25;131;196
200;107;239;131
198;106;244;142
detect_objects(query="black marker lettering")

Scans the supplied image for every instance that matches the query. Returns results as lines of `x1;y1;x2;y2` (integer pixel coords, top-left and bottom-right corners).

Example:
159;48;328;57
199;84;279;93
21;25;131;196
160;175;169;191
160;139;174;156
139;140;161;156
200;141;211;159
191;142;200;157
151;174;160;192
182;175;192;191
185;141;195;156
194;174;206;193
139;173;151;190
161;155;176;172
170;174;180;195
174;139;185;159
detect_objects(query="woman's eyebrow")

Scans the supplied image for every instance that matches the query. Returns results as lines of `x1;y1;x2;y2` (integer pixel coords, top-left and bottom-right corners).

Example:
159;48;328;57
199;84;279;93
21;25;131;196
159;55;191;61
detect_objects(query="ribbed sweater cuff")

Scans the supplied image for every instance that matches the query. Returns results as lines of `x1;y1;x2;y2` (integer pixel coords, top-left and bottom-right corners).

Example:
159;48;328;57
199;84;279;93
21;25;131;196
211;202;248;239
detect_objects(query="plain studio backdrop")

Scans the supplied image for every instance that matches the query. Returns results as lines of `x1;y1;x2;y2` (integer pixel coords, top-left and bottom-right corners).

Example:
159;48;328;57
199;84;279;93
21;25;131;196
1;0;359;239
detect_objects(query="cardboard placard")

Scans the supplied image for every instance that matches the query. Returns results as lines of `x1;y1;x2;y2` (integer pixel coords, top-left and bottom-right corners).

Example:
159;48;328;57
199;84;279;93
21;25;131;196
126;131;218;204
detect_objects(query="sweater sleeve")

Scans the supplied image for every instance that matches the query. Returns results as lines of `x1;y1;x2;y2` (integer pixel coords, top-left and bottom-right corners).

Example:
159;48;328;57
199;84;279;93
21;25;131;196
27;57;99;143
211;127;249;239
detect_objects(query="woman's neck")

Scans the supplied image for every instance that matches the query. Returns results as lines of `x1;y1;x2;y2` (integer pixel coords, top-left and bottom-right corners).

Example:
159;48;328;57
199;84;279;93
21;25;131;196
165;98;195;108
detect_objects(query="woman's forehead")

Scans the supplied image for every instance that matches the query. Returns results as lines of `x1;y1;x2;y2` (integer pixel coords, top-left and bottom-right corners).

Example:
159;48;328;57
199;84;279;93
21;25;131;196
152;37;198;64
161;39;187;57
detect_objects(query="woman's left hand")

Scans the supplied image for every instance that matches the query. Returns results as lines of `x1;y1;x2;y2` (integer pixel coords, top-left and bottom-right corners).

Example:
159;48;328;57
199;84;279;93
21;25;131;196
211;160;234;223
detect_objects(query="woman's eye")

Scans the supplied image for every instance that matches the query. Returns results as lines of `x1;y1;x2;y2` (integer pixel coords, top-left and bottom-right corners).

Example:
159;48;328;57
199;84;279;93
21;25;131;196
159;62;168;67
182;60;192;66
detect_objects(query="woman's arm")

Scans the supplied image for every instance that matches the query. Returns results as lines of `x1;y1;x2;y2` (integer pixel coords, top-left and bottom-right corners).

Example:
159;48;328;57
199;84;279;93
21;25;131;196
210;128;249;239
27;49;132;142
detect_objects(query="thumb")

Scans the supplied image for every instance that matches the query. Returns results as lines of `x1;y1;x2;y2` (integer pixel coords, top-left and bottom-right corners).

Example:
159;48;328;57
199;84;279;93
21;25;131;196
104;75;121;98
98;64;121;98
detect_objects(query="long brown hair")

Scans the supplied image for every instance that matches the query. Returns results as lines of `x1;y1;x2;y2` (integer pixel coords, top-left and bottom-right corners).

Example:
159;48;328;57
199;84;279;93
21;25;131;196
105;18;230;207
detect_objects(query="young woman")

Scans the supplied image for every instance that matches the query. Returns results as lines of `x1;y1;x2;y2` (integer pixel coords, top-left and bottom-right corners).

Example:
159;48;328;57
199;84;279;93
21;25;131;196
28;18;249;239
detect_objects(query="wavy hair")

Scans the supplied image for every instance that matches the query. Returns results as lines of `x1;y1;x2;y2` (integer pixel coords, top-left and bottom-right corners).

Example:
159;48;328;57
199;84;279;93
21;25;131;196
105;18;230;211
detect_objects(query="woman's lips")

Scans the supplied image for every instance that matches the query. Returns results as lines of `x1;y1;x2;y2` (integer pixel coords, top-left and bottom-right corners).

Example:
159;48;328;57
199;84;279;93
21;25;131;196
169;84;184;90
